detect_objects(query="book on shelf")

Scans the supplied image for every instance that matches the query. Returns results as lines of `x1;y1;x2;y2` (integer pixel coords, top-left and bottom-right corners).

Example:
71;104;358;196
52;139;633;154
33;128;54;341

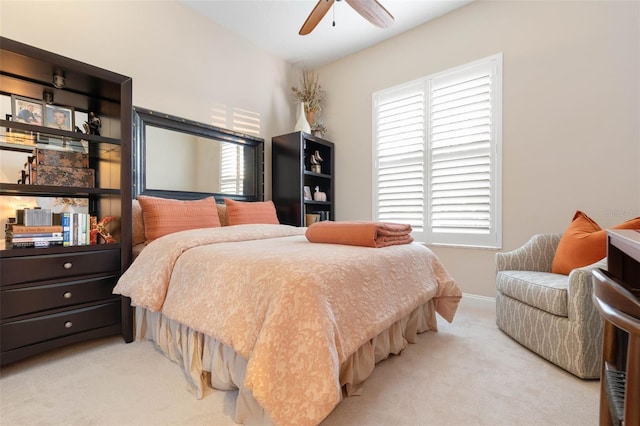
62;212;70;246
20;208;53;226
61;212;93;246
74;213;78;245
11;240;64;249
11;237;63;244
11;232;63;239
10;225;63;233
79;213;87;245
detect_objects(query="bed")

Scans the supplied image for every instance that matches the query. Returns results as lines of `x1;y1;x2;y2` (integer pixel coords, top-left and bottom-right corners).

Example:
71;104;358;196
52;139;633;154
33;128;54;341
117;109;461;425
113;196;461;426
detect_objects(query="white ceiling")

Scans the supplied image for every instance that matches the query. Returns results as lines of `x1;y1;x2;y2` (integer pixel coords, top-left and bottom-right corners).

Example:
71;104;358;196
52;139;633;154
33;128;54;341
182;0;474;68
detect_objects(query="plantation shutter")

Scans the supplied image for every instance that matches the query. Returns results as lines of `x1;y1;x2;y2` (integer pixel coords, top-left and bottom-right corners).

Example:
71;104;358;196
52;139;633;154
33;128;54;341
373;54;502;248
427;59;499;247
373;82;426;236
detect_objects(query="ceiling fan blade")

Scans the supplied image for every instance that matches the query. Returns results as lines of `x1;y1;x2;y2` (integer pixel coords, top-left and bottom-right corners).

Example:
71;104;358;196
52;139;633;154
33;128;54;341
344;0;394;28
299;0;335;35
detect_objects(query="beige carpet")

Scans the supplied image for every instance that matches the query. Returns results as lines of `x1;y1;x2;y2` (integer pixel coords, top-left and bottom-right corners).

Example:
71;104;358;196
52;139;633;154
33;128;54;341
0;298;600;426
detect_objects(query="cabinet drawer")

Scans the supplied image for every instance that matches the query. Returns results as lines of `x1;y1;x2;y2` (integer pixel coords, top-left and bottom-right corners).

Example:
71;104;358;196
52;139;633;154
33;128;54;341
1;249;120;286
1;275;119;319
1;301;120;351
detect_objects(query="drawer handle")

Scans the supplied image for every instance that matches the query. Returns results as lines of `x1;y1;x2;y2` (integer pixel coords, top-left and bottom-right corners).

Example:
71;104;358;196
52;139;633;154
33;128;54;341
63;262;73;269
64;321;73;329
63;291;72;299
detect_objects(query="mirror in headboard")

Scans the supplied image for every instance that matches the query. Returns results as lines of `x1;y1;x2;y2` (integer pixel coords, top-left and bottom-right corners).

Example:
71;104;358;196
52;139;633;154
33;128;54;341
133;107;264;201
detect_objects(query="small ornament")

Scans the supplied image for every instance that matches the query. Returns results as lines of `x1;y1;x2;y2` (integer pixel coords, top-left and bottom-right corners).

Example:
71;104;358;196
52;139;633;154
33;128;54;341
313;186;327;202
310;150;323;173
90;216;116;244
84;112;101;136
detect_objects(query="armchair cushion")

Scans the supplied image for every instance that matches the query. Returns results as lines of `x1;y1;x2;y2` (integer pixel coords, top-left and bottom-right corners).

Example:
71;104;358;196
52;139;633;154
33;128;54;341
496;271;568;316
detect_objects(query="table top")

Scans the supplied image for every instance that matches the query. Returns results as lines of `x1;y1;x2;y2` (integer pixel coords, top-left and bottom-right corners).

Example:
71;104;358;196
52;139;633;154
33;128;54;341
607;229;640;264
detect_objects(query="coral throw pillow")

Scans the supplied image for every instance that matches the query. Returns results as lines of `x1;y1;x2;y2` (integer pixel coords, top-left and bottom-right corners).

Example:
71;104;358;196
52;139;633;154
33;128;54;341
216;203;229;226
224;198;279;225
132;199;145;246
138;195;221;243
551;210;640;275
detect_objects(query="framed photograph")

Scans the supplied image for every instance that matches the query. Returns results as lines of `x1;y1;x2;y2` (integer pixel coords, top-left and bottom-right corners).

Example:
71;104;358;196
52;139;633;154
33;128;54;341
303;185;312;200
44;104;74;131
11;95;44;126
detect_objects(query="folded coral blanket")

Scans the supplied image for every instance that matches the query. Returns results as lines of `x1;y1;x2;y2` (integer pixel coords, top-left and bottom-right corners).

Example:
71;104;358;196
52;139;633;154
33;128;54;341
305;221;414;248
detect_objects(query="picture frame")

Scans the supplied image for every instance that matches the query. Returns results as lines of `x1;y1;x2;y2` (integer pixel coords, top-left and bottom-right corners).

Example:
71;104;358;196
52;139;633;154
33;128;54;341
11;95;44;126
44;104;74;131
303;185;312;200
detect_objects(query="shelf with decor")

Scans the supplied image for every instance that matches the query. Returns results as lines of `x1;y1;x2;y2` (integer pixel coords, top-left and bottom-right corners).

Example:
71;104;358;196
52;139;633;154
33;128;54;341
272;131;334;226
0;36;133;366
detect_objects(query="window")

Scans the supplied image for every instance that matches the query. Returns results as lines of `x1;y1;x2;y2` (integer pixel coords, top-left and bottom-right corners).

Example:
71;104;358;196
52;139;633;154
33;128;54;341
373;54;502;248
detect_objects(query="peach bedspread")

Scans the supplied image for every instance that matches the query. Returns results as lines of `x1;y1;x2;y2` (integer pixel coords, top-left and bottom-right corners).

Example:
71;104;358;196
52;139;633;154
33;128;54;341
113;224;461;426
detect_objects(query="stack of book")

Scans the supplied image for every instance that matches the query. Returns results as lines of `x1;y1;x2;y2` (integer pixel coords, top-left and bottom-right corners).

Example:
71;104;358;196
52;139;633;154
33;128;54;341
9;225;63;248
61;212;93;246
7;211;96;248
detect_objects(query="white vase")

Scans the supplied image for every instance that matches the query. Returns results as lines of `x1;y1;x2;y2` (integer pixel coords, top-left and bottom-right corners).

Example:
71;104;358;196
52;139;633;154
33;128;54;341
293;102;311;133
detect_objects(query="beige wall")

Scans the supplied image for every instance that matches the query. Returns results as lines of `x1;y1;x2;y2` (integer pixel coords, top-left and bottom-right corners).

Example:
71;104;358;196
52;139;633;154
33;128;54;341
0;0;297;199
2;1;638;298
318;0;640;297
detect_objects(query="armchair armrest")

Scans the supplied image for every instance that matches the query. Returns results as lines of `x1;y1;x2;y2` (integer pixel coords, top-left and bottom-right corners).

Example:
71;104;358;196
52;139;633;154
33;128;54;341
568;258;607;322
496;233;562;272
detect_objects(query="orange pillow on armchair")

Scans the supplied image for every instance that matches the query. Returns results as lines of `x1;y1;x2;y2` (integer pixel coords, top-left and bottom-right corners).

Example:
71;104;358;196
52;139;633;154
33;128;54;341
551;211;640;275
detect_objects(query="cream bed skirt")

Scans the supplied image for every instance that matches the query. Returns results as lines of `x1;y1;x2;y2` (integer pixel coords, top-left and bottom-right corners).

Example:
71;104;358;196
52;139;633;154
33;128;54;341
135;300;439;425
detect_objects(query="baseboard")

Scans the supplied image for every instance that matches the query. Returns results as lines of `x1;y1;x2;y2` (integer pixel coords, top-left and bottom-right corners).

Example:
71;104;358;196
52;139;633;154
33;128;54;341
461;293;495;309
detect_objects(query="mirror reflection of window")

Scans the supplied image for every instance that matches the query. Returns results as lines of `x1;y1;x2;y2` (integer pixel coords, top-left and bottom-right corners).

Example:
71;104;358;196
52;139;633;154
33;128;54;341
220;144;244;195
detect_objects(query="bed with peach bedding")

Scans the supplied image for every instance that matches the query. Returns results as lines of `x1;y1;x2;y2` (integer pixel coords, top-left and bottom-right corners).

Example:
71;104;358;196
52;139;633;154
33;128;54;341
114;220;461;425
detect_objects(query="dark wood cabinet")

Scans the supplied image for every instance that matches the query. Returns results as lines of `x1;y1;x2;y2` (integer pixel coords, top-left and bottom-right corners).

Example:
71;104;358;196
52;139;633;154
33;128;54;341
0;37;133;366
593;230;640;426
272;131;334;226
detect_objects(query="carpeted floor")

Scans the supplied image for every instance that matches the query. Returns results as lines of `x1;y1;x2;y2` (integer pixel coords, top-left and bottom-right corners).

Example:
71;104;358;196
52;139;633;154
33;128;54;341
0;298;599;426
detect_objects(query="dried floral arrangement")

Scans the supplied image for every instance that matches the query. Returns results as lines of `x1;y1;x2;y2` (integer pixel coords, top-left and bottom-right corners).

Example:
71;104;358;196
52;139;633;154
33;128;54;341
291;68;326;113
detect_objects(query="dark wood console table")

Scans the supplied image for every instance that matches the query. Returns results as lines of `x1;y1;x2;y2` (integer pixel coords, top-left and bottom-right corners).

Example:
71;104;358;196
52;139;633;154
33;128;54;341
592;229;640;426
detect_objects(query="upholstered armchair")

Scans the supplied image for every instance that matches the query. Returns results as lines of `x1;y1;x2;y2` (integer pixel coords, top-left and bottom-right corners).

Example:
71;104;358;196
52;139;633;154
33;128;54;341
495;233;606;379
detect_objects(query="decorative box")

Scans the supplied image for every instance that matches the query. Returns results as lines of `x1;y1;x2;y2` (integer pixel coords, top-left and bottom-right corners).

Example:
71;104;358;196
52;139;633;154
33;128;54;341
32;165;95;188
35;148;89;168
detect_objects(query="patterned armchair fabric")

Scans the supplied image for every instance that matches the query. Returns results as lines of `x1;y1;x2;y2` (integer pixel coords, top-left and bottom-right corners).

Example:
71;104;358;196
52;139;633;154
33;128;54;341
495;233;606;379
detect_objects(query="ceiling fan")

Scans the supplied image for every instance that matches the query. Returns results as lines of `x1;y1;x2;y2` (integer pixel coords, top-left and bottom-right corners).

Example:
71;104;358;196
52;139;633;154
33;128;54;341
299;0;394;35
